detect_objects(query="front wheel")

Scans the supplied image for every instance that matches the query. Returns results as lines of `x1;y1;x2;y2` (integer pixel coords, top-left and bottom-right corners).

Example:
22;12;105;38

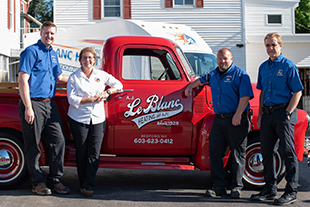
0;131;29;189
242;133;285;189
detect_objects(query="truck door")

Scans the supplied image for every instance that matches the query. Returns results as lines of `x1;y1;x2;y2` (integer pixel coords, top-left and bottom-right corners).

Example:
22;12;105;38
113;46;194;156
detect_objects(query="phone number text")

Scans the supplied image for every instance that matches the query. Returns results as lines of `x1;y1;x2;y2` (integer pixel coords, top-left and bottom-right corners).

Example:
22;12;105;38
134;138;173;144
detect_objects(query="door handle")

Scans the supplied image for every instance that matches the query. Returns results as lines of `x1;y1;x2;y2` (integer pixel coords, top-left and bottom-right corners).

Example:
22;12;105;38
117;89;134;99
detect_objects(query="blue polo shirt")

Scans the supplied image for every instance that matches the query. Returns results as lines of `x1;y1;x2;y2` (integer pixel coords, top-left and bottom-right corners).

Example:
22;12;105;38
18;40;62;99
256;54;303;106
199;63;254;114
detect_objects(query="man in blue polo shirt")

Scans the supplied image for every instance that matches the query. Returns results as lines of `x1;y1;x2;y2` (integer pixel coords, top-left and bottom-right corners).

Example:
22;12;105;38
185;48;254;199
250;32;303;205
18;21;71;196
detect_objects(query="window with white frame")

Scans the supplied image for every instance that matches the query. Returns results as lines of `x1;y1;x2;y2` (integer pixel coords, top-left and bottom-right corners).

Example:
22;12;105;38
10;0;14;29
104;0;121;17
267;14;282;25
175;0;194;6
21;3;24;13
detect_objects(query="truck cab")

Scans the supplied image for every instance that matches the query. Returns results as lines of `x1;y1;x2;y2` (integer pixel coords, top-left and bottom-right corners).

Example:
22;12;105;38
99;36;214;168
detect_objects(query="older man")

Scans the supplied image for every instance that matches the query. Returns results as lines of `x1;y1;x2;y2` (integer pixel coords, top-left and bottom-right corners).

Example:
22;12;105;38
185;48;253;199
250;32;303;205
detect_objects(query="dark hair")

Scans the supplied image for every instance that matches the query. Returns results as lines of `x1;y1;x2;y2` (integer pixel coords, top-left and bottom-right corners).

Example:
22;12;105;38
78;47;97;64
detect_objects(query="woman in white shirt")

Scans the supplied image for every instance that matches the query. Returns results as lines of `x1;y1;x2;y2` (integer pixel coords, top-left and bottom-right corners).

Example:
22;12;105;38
67;47;123;197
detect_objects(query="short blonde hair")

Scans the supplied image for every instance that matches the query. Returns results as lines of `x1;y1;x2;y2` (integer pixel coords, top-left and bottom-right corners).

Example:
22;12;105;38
264;32;282;45
41;21;57;31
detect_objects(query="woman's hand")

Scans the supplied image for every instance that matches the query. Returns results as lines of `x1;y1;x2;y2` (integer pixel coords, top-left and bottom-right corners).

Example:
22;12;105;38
93;91;110;103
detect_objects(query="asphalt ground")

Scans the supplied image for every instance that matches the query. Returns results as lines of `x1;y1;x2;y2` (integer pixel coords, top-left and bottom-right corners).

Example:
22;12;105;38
0;157;310;207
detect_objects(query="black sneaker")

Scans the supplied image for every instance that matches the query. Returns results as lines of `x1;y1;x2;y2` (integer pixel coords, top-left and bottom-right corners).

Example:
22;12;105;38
273;193;297;205
230;188;241;199
205;186;227;197
250;188;277;201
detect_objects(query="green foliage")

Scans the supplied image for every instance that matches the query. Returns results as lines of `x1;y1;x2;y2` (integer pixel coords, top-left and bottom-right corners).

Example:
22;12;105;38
295;0;310;33
28;0;53;27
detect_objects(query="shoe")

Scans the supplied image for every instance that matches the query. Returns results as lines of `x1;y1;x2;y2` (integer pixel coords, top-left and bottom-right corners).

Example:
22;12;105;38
80;188;94;197
205;186;227;197
230;188;241;199
273;193;297;205
250;188;277;201
50;182;71;194
32;182;52;196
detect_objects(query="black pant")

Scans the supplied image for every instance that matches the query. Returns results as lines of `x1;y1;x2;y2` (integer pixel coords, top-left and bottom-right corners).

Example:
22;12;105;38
19;100;65;186
209;113;249;190
68;117;106;189
260;106;298;195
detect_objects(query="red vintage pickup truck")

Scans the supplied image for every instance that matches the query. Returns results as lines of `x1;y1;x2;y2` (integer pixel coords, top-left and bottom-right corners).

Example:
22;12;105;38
0;36;308;189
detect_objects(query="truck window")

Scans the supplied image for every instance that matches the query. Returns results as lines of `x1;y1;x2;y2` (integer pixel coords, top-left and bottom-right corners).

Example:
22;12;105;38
185;52;217;77
122;48;181;80
175;47;195;78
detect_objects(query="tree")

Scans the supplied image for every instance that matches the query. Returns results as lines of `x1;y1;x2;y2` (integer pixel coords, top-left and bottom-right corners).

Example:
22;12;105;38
28;0;53;27
295;0;310;33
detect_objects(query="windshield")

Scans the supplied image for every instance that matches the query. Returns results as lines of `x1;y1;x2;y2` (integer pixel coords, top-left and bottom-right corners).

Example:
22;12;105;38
185;53;217;77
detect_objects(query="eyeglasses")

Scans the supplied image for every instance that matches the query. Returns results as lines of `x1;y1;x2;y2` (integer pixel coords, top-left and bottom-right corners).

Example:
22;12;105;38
82;56;94;60
265;44;279;48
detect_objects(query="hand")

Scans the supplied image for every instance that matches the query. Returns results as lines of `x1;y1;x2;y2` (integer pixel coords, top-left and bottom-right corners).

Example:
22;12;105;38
93;91;110;103
257;115;261;129
184;86;192;97
25;108;34;125
232;113;241;126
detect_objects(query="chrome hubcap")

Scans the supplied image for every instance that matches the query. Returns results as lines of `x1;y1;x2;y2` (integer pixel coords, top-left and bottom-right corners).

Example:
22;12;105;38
248;152;264;173
0;149;13;170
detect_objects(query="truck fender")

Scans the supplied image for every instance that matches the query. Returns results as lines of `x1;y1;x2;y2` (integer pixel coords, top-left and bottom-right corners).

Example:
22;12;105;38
193;113;216;171
295;109;309;161
0;103;48;166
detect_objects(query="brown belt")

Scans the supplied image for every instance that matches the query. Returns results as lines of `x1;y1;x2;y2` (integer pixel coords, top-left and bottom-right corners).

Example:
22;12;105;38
31;98;51;102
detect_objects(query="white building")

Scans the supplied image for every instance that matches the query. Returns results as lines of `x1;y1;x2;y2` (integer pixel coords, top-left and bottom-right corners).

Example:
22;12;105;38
1;0;21;82
54;0;246;71
1;0;39;82
244;0;310;92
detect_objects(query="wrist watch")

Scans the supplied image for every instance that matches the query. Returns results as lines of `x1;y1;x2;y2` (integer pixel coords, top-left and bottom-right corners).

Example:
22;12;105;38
285;111;291;117
106;90;111;95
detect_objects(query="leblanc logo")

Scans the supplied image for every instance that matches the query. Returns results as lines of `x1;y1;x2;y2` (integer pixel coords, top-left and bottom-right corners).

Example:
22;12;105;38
277;69;283;76
224;75;232;83
52;55;57;63
124;94;184;129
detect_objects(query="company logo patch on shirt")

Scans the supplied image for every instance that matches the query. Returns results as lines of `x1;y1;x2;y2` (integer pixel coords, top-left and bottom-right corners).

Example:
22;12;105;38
277;69;283;76
51;55;57;63
95;77;100;82
224;76;232;83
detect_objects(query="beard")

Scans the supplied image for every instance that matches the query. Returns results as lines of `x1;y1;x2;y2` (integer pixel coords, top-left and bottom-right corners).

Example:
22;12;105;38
218;63;229;72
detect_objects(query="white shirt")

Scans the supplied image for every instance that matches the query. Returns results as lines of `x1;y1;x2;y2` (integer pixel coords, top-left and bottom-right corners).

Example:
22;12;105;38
67;68;123;124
